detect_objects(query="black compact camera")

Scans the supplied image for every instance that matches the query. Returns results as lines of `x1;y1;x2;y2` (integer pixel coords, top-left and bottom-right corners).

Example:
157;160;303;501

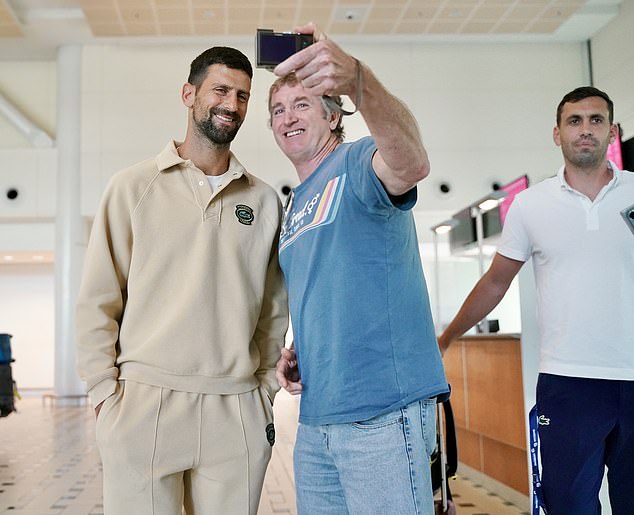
256;29;313;69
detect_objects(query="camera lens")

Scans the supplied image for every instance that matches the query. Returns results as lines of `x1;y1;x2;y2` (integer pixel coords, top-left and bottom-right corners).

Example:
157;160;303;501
628;210;634;220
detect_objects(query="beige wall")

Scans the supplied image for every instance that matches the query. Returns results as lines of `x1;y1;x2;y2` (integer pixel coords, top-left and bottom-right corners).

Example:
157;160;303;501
8;16;634;387
591;0;634;140
1;39;590;228
78;40;586;219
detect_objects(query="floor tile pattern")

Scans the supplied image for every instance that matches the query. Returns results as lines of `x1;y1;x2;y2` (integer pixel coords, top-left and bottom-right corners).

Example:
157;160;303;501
1;393;530;515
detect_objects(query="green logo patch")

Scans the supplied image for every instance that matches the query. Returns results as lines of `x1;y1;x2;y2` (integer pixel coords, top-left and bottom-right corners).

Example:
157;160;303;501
266;423;275;446
235;204;254;225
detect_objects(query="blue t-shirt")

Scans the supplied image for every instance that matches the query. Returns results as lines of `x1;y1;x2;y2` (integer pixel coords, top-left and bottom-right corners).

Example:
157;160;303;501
279;137;448;425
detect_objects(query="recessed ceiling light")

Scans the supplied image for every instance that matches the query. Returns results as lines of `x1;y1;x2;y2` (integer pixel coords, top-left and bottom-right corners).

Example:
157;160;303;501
333;5;369;23
3;255;15;261
22;8;85;23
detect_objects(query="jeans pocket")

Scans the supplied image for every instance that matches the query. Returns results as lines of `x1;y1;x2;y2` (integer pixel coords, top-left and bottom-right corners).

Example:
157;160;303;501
420;398;438;458
352;409;403;430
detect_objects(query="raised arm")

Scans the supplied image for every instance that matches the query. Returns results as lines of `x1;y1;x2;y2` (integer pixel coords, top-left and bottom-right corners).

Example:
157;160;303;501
274;23;429;196
438;253;524;355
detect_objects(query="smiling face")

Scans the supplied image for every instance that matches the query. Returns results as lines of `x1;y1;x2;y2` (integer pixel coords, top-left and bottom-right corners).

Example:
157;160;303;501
269;82;340;167
553;96;617;170
185;64;251;147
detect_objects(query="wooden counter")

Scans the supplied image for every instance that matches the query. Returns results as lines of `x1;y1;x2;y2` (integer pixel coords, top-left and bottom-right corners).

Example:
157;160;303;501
443;334;528;495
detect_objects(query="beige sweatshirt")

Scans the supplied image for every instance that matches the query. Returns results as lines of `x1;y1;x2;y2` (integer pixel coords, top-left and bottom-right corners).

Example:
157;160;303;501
76;141;288;407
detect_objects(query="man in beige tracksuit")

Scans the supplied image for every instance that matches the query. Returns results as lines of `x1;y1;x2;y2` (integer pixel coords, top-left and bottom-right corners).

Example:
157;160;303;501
76;47;288;515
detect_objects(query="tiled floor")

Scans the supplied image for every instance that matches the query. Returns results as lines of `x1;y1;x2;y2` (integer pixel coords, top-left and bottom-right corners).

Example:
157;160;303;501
0;392;529;515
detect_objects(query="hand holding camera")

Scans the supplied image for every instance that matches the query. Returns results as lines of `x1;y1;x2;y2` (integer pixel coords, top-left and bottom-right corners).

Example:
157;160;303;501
256;28;314;70
257;23;363;107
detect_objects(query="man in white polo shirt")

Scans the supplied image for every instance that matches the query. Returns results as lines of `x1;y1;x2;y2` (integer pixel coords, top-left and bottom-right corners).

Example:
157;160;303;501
438;86;634;515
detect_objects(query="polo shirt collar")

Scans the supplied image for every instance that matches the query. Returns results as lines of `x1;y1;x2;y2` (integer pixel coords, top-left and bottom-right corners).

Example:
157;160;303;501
156;141;185;171
557;160;620;194
155;140;254;186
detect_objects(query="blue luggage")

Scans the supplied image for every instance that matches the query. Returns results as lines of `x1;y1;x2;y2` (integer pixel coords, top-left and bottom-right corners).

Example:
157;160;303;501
0;333;12;364
0;334;16;417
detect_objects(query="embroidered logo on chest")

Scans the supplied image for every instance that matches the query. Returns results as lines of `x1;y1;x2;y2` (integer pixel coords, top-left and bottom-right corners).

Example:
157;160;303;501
235;204;254;225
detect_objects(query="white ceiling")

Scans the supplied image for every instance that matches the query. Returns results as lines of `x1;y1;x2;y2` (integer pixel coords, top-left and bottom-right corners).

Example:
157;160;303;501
0;0;623;60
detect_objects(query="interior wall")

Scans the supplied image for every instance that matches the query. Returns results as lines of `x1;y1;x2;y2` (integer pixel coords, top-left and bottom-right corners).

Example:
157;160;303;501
0;61;57;220
436;259;521;334
0;264;55;390
0;61;56;150
79;39;588;220
0;39;590;229
1;38;589;389
590;0;634;141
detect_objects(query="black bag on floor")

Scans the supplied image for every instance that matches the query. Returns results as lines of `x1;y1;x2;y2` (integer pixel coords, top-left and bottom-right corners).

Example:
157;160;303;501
0;363;16;417
431;398;458;514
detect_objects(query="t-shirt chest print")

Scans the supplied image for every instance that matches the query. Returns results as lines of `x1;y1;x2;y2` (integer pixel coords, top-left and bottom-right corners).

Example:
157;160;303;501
280;174;346;252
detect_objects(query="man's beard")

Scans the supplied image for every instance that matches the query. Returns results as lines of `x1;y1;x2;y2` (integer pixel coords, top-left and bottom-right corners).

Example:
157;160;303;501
565;136;610;170
194;107;242;146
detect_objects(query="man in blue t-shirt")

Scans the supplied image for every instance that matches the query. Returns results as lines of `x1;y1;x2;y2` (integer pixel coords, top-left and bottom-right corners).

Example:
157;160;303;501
269;22;448;515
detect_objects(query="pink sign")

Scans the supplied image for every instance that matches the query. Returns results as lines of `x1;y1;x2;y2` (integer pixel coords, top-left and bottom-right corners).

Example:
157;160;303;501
607;134;624;170
499;175;529;225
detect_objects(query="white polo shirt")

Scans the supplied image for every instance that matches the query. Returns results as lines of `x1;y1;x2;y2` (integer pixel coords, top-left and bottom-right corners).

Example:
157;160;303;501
498;163;634;380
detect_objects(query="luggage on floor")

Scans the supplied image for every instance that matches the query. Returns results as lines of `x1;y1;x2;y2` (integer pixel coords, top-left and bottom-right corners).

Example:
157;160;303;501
0;333;13;364
0;334;16;417
0;363;16;417
432;398;458;515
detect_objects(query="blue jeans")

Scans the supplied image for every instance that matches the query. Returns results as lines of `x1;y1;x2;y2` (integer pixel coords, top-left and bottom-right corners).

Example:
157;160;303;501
294;398;437;515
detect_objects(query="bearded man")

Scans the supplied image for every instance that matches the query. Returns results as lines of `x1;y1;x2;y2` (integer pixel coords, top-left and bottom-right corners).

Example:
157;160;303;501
76;47;288;515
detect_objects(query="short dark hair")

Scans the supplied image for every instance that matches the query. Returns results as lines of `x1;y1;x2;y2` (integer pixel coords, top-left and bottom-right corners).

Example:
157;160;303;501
556;86;614;126
267;73;345;143
188;47;253;88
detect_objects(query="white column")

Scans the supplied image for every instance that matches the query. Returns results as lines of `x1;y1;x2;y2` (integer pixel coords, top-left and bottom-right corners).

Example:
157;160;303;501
54;45;85;400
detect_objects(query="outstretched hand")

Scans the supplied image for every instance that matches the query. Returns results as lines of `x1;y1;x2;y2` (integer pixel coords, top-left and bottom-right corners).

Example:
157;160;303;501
275;346;303;395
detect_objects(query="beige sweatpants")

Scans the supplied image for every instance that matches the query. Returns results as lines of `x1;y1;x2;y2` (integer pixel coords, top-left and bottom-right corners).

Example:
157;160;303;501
95;380;274;515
